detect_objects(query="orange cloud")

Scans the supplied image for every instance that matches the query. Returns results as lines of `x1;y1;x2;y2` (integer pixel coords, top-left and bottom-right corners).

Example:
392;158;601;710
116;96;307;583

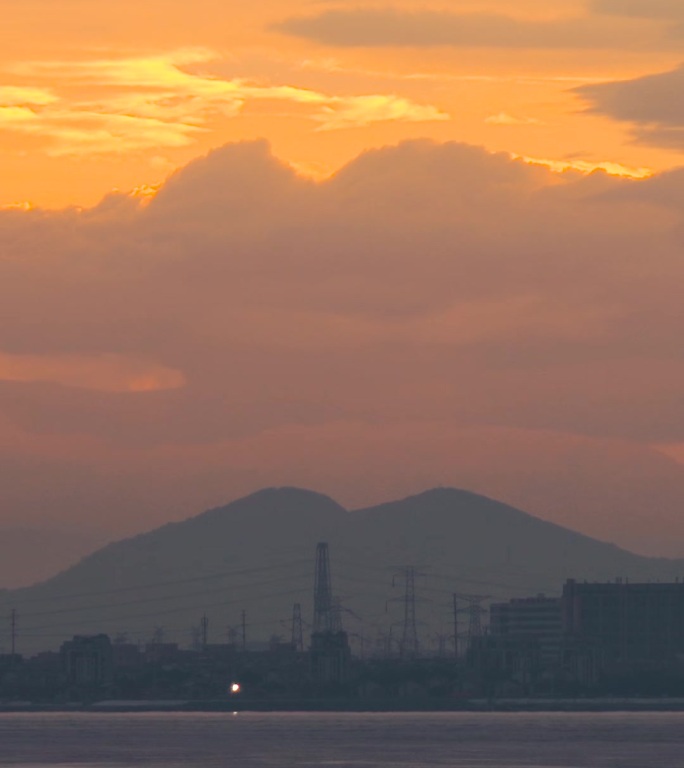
0;353;185;393
0;50;449;155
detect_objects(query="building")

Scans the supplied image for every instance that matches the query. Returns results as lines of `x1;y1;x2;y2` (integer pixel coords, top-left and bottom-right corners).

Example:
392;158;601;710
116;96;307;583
563;579;684;666
488;595;563;689
491;595;563;663
310;630;351;687
61;634;113;689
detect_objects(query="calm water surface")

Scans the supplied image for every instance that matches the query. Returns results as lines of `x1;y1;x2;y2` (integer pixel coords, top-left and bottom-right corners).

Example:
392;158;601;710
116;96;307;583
1;711;683;767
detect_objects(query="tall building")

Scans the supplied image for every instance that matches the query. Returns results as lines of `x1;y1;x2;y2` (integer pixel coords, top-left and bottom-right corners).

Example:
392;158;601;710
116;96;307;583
486;595;563;691
563;579;684;665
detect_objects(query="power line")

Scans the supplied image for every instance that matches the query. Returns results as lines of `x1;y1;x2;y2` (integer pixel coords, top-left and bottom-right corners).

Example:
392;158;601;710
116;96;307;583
16;571;311;621
0;558;311;606
19;585;311;636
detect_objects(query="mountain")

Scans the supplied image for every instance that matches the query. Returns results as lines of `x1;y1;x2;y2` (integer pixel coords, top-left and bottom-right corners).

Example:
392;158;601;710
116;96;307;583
0;526;111;590
2;487;682;654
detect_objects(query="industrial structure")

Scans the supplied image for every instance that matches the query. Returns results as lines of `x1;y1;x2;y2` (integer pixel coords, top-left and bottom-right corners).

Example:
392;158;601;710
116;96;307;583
309;542;351;687
4;542;684;702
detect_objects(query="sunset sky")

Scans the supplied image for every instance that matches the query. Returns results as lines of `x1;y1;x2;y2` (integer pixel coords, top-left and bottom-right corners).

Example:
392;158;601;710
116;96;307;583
3;0;684;583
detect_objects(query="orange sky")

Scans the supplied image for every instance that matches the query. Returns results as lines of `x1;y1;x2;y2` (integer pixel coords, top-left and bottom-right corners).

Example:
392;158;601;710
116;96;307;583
2;0;684;207
3;0;684;583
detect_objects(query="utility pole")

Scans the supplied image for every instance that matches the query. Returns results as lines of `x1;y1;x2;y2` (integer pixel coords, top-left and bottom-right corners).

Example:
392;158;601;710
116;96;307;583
401;567;419;659
432;633;450;658
291;603;304;652
452;594;459;658
10;609;17;656
241;610;247;652
200;614;209;651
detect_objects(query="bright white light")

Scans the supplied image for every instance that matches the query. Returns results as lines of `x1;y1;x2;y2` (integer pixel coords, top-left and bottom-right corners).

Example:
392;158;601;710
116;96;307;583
230;683;241;694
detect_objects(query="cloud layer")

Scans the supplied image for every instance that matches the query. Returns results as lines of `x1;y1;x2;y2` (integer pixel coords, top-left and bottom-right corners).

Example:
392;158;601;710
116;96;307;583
592;0;684;20
3;139;684;556
0;49;448;155
277;8;668;50
578;65;684;150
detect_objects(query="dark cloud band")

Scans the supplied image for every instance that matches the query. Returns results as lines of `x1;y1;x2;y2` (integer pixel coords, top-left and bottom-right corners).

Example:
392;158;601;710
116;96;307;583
276;8;669;50
577;64;684;149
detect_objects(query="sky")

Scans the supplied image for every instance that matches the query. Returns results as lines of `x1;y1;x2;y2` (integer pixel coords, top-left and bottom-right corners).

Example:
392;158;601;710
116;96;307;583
3;0;684;583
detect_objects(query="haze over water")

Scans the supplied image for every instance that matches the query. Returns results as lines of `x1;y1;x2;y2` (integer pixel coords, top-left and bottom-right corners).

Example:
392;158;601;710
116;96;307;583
2;712;684;767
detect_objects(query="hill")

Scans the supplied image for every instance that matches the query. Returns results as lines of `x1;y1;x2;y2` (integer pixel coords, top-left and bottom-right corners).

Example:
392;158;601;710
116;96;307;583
0;526;110;590
2;487;682;654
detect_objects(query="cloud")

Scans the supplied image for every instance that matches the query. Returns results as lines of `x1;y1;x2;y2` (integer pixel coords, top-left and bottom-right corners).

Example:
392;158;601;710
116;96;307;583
576;64;684;150
0;50;448;155
514;154;652;178
485;112;542;126
312;94;448;130
592;0;684;20
0;85;56;106
3;139;684;552
0;352;184;393
276;8;665;50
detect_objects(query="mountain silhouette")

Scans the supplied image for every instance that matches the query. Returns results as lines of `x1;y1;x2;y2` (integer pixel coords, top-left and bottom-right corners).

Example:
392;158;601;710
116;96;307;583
3;487;682;654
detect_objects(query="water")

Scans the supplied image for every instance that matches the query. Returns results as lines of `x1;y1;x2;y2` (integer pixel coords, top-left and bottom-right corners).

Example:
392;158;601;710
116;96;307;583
1;712;684;767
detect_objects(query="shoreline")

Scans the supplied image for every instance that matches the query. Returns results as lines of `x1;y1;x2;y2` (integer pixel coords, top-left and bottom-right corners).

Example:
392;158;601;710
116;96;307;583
3;698;684;714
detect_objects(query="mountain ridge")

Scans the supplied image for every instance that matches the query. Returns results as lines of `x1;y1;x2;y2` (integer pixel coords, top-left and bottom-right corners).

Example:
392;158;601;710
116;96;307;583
3;486;682;653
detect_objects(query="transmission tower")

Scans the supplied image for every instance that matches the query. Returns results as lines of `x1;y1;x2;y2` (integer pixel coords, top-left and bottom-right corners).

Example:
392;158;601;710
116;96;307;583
313;542;340;633
395;567;420;658
291;603;304;652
